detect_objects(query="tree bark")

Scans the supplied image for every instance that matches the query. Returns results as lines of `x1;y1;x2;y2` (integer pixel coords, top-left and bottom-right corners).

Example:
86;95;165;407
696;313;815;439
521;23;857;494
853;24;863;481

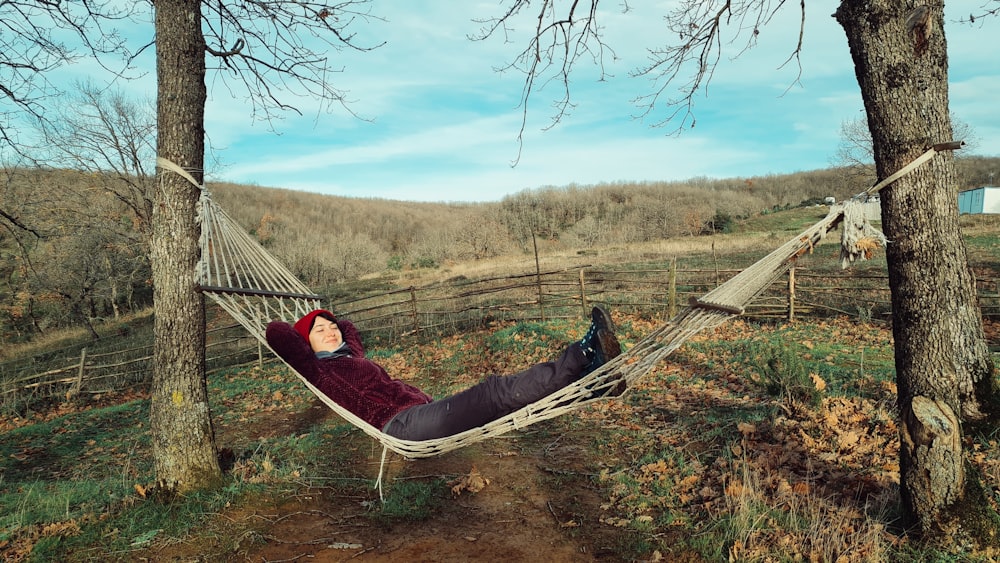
835;0;998;545
150;0;221;493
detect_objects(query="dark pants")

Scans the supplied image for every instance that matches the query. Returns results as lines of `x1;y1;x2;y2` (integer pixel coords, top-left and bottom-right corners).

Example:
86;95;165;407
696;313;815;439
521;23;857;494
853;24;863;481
382;343;589;441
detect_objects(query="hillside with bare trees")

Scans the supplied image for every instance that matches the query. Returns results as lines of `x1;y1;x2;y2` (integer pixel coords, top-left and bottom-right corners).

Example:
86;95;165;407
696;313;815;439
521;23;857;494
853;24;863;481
2;157;999;346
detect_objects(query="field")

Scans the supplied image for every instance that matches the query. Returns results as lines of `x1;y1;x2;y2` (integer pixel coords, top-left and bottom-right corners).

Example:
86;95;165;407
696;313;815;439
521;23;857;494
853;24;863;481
3;209;1000;562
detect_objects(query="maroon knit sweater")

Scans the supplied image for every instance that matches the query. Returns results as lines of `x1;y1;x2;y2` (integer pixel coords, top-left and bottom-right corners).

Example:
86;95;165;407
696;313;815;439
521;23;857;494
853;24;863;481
265;318;432;430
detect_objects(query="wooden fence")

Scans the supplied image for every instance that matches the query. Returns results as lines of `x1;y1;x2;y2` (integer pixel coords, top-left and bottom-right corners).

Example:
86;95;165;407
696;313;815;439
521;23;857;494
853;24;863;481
335;262;1000;346
4;262;999;412
0;323;262;412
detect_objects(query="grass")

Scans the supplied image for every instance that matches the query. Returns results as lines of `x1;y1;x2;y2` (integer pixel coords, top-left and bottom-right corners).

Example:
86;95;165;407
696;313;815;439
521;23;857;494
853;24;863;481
375;479;447;523
0;309;155;363
0;359;377;561
2;313;999;561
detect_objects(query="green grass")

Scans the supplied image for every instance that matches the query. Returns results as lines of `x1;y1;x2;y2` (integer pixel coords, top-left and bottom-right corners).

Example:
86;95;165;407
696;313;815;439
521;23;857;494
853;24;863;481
374;479;447;523
738;205;833;235
486;321;572;356
0;362;382;561
681;321;896;399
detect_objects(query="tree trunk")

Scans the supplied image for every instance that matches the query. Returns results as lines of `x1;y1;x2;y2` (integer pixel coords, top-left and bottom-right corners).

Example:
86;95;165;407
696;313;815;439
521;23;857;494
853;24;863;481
150;0;221;493
835;0;998;545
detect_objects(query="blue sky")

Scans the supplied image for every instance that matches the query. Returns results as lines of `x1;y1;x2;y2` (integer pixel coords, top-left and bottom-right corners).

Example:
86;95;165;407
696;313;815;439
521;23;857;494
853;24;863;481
57;2;1000;202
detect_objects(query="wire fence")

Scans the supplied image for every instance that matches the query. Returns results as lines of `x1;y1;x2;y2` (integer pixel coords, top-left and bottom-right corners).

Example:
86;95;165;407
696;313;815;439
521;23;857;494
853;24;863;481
4;262;999;413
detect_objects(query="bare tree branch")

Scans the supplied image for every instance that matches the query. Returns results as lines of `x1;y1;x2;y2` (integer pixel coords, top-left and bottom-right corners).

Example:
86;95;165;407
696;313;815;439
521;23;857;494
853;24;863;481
199;0;385;125
0;1;146;156
631;0;803;132
0;206;40;238
474;0;806;153
470;0;617;165
205;38;245;58
965;1;1000;22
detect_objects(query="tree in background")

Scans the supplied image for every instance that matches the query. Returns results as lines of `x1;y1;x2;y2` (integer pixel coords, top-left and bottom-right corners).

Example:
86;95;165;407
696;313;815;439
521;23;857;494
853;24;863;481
834;112;978;187
34;84;156;326
478;0;999;547
39;82;158;247
0;167;48;339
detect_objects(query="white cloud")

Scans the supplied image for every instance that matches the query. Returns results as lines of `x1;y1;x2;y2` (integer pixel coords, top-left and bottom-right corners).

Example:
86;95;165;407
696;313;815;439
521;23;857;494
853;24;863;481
26;2;992;203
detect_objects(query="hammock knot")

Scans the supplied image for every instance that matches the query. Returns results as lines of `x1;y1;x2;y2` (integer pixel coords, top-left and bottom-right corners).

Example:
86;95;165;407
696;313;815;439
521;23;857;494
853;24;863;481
840;199;888;268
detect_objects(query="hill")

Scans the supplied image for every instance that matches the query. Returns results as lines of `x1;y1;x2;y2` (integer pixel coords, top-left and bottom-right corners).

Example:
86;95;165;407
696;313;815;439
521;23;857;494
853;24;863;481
2;156;999;345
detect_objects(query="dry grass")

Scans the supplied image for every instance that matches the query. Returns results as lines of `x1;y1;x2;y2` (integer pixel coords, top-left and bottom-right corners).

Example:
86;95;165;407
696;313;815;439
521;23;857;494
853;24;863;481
723;451;895;563
384;231;789;288
0;309;154;362
0;327;92;362
960;213;1000;236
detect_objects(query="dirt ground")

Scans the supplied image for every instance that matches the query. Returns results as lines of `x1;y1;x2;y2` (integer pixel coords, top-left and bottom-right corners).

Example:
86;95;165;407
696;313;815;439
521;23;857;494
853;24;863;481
139;398;657;563
246;447;601;562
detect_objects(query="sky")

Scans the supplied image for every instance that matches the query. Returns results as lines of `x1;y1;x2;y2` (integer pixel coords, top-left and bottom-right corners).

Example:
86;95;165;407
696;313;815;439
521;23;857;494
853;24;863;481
46;2;1000;203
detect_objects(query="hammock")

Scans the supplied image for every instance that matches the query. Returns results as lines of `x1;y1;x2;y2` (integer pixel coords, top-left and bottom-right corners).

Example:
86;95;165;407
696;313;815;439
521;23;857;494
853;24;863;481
156;144;944;465
190;187;844;457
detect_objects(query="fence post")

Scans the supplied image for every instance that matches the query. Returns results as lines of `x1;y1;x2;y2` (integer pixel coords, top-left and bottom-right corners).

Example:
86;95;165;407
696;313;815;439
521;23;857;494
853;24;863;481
788;267;796;322
713;242;720;287
257;339;264;370
69;348;86;399
409;286;420;334
579;268;588;318
668;257;677;318
533;231;545;321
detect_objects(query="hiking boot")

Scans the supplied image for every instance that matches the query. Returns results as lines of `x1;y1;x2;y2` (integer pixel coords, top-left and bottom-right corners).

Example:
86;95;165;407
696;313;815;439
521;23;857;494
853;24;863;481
580;307;613;356
579;306;621;372
591;305;615;336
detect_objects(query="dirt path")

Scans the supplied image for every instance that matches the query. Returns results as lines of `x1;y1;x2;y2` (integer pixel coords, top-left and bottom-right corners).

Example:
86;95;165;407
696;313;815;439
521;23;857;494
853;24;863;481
146;396;627;563
239;435;613;562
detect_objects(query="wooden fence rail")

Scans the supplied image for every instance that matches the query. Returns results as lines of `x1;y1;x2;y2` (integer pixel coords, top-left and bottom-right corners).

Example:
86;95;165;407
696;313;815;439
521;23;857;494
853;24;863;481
3;263;998;412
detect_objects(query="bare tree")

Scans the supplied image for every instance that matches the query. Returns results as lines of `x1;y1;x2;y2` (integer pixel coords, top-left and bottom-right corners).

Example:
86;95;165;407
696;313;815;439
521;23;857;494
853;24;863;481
40;82;157;244
834;112;978;186
476;0;999;548
0;1;146;241
151;0;382;493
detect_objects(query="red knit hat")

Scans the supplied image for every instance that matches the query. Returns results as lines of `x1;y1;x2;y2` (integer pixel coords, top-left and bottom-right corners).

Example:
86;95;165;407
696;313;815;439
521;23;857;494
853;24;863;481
293;309;337;342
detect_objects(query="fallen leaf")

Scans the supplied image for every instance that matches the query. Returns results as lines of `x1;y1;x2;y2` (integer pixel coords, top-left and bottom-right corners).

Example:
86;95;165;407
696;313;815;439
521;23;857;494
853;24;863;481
810;373;826;391
449;466;491;495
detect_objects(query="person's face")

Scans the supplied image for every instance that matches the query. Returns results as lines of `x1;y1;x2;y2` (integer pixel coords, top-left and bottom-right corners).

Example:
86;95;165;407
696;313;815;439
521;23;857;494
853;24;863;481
308;316;343;353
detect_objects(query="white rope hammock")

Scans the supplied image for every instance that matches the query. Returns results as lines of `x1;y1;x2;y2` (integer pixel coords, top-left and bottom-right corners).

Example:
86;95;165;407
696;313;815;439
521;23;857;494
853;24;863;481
156;144;948;470
191;190;846;458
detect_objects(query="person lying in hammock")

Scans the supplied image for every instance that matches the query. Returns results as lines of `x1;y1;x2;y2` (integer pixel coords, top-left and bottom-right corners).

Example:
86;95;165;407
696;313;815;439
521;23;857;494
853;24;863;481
265;307;621;441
